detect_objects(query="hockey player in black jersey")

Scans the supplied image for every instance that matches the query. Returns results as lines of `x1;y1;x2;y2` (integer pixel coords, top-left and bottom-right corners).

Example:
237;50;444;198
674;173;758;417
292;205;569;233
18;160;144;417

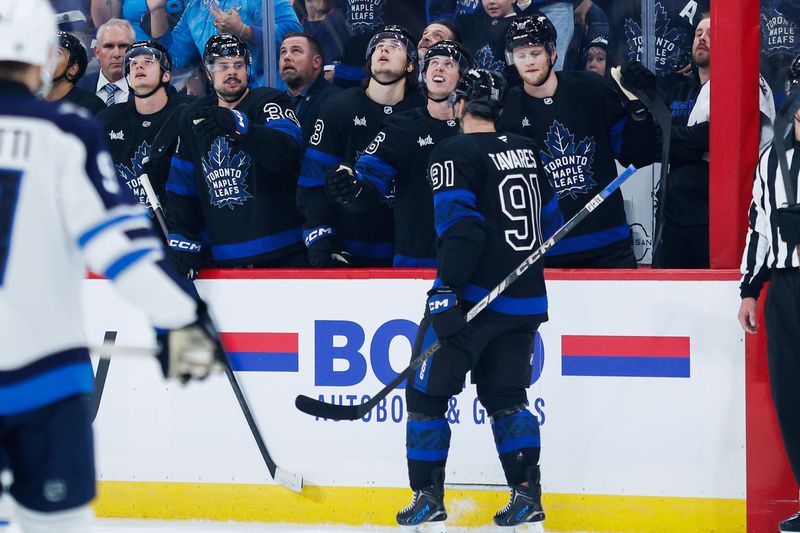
98;40;188;222
45;32;104;114
164;34;306;275
297;24;425;267
324;40;468;267
499;15;657;268
396;69;562;533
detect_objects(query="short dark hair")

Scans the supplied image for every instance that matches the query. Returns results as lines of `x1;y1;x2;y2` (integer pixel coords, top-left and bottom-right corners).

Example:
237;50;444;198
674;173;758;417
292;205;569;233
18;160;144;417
281;31;324;61
429;18;461;45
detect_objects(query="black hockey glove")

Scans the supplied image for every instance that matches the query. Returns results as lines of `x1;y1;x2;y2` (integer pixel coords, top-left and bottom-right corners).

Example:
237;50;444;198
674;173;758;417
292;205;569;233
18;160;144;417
776;203;800;247
166;244;205;280
425;286;469;340
191;106;250;139
307;234;352;268
156;302;225;383
619;60;657;102
325;165;362;205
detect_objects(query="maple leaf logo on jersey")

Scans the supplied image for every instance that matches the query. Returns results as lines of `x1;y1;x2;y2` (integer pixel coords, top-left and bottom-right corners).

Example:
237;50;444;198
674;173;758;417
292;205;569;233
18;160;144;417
456;0;480;15
114;140;152;213
347;0;384;31
624;2;686;76
539;121;596;200
761;3;800;58
472;44;505;73
201;137;253;210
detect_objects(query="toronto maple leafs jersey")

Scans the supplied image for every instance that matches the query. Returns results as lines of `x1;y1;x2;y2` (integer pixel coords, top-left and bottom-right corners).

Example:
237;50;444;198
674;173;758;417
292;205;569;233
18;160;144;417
456;8;522;86
760;0;800;108
0;81;198;416
297;86;425;266
98;93;190;218
429;132;563;322
606;0;709;85
165;88;304;268
353;106;459;267
498;71;657;264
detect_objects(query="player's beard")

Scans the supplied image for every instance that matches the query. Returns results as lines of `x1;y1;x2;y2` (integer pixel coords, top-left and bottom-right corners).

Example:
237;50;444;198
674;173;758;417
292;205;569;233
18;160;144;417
692;47;709;68
216;75;248;103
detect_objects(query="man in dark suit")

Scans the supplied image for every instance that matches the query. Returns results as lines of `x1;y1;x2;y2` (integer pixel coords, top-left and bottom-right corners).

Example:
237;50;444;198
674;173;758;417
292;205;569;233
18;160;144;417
77;18;135;105
279;32;340;147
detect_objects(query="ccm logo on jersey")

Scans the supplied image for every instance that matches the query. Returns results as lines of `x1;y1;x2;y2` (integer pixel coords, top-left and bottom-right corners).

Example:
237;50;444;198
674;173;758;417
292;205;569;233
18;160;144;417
169;239;202;252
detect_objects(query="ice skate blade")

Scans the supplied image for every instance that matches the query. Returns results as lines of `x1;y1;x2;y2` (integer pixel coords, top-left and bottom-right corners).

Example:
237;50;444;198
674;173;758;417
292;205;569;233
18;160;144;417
496;521;545;533
400;521;447;533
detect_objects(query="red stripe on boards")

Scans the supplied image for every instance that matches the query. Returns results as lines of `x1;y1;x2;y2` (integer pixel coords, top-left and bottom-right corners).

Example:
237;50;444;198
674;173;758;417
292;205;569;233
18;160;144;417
561;335;690;358
220;332;298;353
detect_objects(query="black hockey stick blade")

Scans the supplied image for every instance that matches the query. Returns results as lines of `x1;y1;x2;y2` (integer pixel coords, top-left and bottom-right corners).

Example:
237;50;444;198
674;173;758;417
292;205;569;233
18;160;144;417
773;87;800;205
295;165;637;421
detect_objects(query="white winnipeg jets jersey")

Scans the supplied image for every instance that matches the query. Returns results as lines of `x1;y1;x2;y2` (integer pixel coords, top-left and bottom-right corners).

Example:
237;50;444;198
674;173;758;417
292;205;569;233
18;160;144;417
0;84;197;415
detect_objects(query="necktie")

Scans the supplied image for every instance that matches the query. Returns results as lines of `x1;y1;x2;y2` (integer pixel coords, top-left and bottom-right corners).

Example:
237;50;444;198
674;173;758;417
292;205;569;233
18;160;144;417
104;83;119;106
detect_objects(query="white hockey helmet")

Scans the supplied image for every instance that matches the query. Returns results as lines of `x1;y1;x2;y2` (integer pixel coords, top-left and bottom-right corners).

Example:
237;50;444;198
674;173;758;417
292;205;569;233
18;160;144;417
0;0;58;88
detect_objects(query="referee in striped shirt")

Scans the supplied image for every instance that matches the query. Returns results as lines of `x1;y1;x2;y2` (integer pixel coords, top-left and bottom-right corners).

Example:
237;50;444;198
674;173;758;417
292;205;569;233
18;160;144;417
738;54;800;533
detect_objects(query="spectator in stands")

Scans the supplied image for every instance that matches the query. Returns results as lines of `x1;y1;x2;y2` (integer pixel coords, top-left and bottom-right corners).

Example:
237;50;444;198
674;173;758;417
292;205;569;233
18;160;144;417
564;0;609;70
417;19;461;61
280;32;340;146
157;0;301;89
77;18;135;105
584;34;608;76
89;0;185;41
428;0;483;19
297;0;349;77
46;31;106;114
651;13;710;269
457;0;520;75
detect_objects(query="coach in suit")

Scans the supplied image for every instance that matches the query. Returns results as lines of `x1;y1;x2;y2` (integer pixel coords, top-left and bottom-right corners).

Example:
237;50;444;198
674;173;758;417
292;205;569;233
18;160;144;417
77;18;134;105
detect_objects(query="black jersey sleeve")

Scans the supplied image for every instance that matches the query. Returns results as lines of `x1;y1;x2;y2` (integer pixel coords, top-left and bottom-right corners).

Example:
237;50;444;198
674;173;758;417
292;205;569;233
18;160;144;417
297;97;347;244
236;91;303;174
430;138;487;290
600;77;658;168
163;120;208;274
352;124;401;206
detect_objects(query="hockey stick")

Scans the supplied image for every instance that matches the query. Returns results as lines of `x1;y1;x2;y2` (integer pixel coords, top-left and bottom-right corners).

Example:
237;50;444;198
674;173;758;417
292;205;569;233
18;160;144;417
773;87;800;257
295;164;638;421
138;148;303;492
616;73;673;261
87;339;304;492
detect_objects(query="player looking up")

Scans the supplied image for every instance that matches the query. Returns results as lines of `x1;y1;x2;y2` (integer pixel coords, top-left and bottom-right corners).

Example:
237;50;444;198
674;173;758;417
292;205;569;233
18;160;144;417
324;40;469;267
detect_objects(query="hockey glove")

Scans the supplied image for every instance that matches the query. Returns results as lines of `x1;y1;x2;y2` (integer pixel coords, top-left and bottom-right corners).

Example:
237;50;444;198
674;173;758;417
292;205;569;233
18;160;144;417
776;203;800;247
615;61;657;102
425;286;469;339
307;234;352;268
325;165;363;205
191;106;250;139
166;245;205;280
156;302;224;382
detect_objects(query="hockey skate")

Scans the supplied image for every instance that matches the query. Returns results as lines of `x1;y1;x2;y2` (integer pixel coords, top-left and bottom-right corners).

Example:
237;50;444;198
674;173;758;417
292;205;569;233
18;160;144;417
781;511;800;532
494;466;545;532
396;468;447;532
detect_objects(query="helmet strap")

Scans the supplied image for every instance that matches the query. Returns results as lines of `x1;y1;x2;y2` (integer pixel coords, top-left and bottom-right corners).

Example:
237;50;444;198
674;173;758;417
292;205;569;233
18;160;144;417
131;70;168;99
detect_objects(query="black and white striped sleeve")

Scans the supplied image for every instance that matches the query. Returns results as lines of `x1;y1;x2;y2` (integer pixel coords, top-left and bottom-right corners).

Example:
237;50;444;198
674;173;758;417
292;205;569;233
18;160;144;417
740;149;772;299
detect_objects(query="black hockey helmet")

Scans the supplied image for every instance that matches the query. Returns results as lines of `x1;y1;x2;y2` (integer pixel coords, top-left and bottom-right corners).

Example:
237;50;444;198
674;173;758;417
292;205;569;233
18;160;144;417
450;68;507;120
124;40;172;77
203;33;252;69
422;40;470;76
366;24;418;63
57;31;88;83
787;53;800;95
505;15;557;64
